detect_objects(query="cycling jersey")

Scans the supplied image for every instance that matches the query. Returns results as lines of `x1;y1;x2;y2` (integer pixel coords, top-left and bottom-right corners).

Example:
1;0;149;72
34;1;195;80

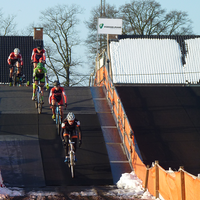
49;87;67;105
61;118;82;140
33;67;47;83
7;52;23;66
31;48;46;63
62;118;80;132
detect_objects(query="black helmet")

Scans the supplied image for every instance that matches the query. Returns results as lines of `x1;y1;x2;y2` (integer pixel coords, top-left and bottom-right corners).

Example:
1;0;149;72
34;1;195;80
37;44;42;50
53;80;60;87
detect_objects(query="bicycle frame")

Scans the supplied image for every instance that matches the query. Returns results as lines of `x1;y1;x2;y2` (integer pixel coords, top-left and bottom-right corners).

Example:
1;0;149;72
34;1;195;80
68;135;75;178
12;65;20;86
35;85;43;114
54;105;66;133
54;105;63;135
55;106;61;124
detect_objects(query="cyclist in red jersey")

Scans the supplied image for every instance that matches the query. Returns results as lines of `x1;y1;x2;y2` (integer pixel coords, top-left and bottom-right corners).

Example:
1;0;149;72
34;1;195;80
49;80;67;120
31;44;46;69
7;48;23;86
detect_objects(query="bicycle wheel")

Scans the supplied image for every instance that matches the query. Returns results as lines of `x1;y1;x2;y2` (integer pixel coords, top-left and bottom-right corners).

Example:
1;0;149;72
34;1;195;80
70;151;75;178
13;73;17;86
56;115;61;136
38;103;42;114
35;92;38;108
35;101;38;109
38;94;42;114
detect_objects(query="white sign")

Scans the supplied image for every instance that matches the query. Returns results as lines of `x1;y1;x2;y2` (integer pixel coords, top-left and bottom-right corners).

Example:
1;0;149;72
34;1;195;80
98;18;122;35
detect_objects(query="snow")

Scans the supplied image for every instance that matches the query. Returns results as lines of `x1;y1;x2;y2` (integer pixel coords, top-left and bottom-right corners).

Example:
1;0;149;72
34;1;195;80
110;38;200;84
0;170;160;199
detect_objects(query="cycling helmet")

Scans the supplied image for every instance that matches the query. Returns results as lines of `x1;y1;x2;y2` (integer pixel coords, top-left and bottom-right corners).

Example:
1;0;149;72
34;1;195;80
66;112;75;121
37;44;42;50
37;62;43;69
53;80;60;87
14;48;20;55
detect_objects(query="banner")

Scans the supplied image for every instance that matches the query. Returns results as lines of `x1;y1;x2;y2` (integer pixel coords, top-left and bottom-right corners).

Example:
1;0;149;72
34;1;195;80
98;18;122;35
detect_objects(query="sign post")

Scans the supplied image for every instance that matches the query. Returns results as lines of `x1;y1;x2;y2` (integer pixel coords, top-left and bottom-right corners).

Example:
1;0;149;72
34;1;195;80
98;18;122;35
97;18;122;71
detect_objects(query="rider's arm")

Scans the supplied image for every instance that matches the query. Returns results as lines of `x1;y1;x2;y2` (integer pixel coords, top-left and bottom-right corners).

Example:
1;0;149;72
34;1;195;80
48;89;53;104
62;89;67;104
7;53;12;65
44;68;48;84
42;50;46;61
31;48;36;61
19;54;23;66
76;121;82;141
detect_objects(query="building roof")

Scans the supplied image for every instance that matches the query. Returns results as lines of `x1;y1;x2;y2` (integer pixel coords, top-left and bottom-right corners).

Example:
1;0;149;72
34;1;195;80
110;35;200;84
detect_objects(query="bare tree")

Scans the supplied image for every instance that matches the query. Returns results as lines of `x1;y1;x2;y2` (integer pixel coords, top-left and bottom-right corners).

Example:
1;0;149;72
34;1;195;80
0;9;17;36
119;0;193;35
39;4;86;86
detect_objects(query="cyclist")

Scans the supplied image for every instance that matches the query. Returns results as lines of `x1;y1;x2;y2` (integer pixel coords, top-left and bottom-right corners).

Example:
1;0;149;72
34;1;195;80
31;44;46;69
7;48;23;86
61;112;82;163
48;80;67;120
32;62;49;102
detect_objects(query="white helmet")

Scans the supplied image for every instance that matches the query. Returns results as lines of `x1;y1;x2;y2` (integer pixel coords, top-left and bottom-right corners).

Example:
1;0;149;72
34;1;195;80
14;48;20;55
66;112;75;121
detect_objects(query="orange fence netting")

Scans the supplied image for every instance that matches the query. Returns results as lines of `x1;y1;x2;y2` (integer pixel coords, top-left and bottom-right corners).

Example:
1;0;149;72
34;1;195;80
94;66;200;200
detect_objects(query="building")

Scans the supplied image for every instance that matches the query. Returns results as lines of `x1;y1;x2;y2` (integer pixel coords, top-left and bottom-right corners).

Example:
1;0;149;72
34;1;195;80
0;28;43;84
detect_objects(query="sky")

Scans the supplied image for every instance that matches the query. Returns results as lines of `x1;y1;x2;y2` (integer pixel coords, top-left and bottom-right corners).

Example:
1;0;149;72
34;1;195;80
1;0;200;80
0;171;160;199
1;0;199;35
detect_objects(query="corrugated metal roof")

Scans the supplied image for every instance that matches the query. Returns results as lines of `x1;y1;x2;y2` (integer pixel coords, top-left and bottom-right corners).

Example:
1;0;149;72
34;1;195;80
0;36;43;84
110;35;200;84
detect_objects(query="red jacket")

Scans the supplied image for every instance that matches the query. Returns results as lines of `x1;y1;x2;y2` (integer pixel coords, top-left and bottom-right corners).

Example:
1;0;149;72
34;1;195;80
49;87;67;104
31;48;46;62
7;52;23;66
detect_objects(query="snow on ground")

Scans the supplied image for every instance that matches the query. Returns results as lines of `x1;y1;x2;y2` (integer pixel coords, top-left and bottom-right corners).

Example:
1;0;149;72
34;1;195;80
0;171;160;199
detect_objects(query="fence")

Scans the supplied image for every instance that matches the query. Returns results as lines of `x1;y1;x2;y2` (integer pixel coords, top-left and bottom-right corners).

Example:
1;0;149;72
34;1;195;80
93;63;200;200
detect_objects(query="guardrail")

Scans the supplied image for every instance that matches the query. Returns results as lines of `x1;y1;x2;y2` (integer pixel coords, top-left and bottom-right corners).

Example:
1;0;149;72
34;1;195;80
93;64;200;200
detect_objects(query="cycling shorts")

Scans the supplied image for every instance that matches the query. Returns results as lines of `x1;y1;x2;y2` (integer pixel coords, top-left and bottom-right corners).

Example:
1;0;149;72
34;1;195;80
52;95;64;105
34;74;45;83
10;59;20;66
63;130;78;138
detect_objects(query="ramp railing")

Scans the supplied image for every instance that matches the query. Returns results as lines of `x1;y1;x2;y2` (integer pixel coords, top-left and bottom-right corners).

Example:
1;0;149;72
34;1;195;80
93;61;200;200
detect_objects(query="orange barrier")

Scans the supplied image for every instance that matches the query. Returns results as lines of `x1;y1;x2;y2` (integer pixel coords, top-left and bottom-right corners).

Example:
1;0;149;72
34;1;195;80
94;65;200;200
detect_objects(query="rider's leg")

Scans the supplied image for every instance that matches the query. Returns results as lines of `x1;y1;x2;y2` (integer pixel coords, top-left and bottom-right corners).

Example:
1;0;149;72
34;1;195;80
59;106;64;121
40;82;45;102
64;134;69;156
63;133;69;162
72;138;77;152
51;99;56;119
32;81;37;100
9;67;13;86
33;62;37;69
16;61;21;75
72;137;77;162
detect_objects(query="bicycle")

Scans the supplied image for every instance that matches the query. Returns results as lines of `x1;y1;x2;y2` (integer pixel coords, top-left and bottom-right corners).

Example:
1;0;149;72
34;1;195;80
67;134;76;178
11;65;25;86
54;105;65;136
34;84;43;114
